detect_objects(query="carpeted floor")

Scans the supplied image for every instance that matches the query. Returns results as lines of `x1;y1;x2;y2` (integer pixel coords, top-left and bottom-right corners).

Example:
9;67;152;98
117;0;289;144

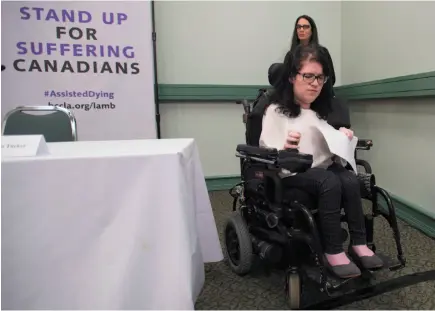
195;190;435;310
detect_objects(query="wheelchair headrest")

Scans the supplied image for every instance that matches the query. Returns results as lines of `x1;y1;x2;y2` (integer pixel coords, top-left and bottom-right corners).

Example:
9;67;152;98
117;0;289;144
268;63;284;87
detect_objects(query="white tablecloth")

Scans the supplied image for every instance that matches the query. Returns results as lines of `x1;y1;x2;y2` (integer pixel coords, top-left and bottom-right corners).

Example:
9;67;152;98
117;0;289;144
1;138;223;310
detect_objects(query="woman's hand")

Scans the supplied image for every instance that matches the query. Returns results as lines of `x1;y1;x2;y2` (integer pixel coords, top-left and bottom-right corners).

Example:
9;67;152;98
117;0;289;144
284;131;301;149
339;127;354;139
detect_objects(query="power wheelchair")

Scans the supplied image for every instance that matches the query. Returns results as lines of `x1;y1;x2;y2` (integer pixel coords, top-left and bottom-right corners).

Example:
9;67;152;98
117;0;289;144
223;63;435;309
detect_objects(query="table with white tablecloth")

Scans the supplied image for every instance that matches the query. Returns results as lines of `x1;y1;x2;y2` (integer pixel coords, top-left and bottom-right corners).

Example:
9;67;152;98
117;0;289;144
1;138;223;310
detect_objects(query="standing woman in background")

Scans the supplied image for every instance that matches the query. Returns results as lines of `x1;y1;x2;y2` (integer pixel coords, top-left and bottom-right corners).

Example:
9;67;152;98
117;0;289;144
284;15;336;95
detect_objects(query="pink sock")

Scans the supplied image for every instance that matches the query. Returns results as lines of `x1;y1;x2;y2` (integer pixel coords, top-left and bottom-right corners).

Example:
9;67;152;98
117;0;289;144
352;245;374;257
325;252;350;266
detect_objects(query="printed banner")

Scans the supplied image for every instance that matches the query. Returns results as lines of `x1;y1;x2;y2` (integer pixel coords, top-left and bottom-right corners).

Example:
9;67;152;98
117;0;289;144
1;1;157;140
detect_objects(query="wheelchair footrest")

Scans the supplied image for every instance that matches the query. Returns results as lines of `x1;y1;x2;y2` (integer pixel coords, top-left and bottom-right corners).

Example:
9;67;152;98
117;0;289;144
303;252;400;292
304;269;435;310
350;252;404;274
376;252;405;271
302;252;402;291
302;265;366;292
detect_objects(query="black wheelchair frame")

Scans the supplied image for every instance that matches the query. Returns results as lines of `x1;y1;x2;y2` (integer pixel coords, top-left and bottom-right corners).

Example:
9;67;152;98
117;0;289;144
223;72;435;309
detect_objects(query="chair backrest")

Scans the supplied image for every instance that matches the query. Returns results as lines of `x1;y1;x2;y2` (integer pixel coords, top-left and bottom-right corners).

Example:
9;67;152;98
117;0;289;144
236;63;281;146
239;63;283;146
268;63;284;87
328;97;351;129
244;89;274;146
2;106;78;142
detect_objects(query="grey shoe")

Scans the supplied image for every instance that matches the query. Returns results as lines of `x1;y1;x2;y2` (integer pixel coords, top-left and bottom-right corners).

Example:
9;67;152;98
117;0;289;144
349;246;384;270
324;256;362;279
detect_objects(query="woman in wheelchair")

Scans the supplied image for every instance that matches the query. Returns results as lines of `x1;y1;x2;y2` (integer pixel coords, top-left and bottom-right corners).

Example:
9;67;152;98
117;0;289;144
259;44;383;279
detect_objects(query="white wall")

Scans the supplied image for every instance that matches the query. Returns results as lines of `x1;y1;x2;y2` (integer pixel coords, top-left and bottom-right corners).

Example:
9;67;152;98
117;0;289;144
342;1;435;215
342;1;435;84
160;103;244;176
156;1;343;176
350;98;435;217
156;1;342;85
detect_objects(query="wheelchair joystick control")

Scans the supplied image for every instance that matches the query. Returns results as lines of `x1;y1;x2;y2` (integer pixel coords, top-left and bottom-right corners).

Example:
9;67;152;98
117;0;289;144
285;131;300;152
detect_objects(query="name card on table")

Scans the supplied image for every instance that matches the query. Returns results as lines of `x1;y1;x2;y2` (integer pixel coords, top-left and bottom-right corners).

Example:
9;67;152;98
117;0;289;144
1;135;49;157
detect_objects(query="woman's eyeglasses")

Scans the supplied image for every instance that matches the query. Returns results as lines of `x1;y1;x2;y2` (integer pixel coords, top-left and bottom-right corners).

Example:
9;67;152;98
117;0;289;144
298;73;329;85
296;24;311;30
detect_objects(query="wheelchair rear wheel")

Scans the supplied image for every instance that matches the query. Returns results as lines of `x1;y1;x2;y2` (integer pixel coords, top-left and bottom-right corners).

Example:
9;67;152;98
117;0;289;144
286;270;301;309
224;211;254;276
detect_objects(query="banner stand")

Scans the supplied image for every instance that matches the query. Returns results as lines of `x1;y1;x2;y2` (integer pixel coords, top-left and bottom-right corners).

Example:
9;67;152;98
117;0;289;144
151;0;161;139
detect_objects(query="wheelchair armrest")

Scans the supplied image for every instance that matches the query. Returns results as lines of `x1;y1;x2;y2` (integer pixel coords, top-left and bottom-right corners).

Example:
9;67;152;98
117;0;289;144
357;139;373;150
236;144;313;173
277;149;313;173
236;144;278;159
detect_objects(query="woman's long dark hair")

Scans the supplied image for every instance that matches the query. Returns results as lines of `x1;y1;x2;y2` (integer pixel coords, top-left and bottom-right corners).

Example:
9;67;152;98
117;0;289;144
290;15;319;53
271;44;333;120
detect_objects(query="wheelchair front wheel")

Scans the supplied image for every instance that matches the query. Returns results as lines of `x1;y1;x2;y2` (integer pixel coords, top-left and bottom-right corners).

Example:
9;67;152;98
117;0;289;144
286;271;301;310
223;211;254;276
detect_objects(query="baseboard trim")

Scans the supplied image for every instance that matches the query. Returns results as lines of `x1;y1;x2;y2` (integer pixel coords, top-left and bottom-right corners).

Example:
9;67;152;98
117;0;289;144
335;71;435;101
158;84;268;102
205;175;435;238
205;175;241;192
377;192;435;238
158;71;435;102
